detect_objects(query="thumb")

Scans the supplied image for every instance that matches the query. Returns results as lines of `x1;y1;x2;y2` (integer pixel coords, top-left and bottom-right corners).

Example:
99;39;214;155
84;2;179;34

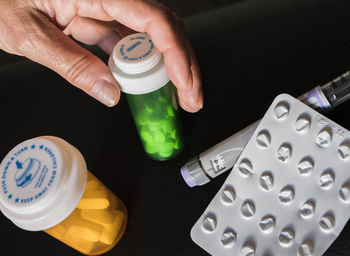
16;11;119;107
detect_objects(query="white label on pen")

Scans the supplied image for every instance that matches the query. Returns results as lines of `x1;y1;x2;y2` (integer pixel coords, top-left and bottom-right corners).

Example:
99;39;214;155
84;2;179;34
212;155;227;173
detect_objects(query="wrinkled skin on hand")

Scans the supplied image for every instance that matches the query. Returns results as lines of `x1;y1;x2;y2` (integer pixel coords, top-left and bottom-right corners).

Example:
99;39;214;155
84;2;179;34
0;0;203;110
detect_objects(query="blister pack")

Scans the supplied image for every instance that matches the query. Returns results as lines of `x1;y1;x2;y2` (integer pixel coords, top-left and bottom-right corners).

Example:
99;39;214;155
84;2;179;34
191;94;350;256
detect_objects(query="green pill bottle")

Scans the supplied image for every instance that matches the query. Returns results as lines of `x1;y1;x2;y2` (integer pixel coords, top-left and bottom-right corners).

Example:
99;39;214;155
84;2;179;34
109;33;184;160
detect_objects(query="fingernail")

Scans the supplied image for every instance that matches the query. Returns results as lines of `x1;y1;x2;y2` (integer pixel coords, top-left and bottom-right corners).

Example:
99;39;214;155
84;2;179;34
198;89;204;109
199;102;203;109
182;91;202;112
91;79;118;107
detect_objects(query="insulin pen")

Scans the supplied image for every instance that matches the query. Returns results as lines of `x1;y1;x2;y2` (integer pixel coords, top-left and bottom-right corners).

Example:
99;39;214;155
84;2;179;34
181;71;350;187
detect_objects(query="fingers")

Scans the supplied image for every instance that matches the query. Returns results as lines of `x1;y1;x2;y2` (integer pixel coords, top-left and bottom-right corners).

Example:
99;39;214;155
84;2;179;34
177;39;203;112
64;17;135;54
64;17;134;54
16;10;120;107
101;0;194;89
97;32;121;55
65;17;120;54
64;18;118;45
71;0;203;112
149;14;203;112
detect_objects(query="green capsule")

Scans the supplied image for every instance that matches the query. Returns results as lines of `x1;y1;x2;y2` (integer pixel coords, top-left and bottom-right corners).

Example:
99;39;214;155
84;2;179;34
170;130;177;139
145;99;159;114
159;142;175;157
167;105;175;117
125;81;184;161
160;96;170;105
147;112;162;130
135;111;148;126
162;119;175;134
162;142;175;151
140;130;154;143
145;105;155;114
174;138;182;150
159;150;173;158
148;110;162;121
148;121;163;131
154;131;166;143
145;143;157;154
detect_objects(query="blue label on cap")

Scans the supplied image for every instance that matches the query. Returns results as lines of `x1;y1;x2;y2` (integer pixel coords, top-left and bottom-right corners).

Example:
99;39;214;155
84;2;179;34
119;36;154;61
1;143;58;204
14;158;41;187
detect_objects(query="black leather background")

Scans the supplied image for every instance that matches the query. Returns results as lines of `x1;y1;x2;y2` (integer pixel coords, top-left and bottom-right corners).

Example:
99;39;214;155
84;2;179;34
1;0;350;255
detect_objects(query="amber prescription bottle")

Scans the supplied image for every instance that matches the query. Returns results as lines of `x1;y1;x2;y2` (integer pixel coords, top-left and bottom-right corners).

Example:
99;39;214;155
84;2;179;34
109;33;185;160
0;136;127;255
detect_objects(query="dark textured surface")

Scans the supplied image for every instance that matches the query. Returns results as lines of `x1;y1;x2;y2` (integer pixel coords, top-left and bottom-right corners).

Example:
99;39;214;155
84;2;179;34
159;0;241;17
1;0;350;255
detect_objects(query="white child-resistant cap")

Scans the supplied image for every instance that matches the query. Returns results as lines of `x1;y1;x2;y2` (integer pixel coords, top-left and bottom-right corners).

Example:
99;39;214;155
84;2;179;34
108;33;170;95
0;136;87;231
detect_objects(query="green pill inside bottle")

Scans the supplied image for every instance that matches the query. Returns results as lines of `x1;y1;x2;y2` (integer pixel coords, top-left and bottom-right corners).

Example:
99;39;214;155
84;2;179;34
108;33;185;160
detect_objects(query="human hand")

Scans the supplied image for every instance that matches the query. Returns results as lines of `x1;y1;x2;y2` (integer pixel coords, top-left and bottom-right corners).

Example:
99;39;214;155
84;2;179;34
0;0;203;112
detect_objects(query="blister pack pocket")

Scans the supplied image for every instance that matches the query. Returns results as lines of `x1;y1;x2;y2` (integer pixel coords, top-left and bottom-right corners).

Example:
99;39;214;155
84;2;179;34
191;94;350;256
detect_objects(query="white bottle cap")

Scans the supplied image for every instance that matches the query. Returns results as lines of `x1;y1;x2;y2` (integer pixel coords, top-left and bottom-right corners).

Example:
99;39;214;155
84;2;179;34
0;136;87;231
108;33;170;95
